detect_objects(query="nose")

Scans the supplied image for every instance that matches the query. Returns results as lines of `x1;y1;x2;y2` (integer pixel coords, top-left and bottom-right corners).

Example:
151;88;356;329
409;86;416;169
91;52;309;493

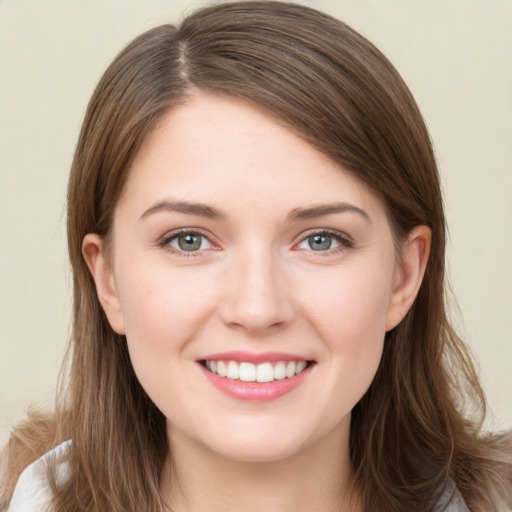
218;246;295;335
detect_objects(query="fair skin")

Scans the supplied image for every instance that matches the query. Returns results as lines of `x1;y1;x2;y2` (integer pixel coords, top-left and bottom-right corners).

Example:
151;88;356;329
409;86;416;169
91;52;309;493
83;94;430;512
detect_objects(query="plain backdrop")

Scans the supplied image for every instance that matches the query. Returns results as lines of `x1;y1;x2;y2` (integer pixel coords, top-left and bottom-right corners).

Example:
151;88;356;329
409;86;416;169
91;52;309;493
1;0;511;444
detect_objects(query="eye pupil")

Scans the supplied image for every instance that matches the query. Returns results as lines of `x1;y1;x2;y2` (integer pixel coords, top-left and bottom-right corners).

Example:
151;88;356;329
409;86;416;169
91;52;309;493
178;234;202;251
309;234;332;251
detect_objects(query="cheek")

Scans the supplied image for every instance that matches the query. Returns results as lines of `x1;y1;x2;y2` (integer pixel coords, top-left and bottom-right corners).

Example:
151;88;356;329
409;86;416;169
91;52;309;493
115;264;220;416
116;263;218;357
278;260;394;434
300;261;394;345
297;260;394;395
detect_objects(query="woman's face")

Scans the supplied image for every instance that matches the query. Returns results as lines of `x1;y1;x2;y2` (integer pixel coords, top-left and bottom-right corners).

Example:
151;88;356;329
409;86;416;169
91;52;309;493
85;94;427;463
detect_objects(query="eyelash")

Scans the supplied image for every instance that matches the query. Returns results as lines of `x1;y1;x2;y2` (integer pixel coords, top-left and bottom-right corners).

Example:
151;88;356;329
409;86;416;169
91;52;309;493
297;229;354;256
158;228;354;257
159;228;216;258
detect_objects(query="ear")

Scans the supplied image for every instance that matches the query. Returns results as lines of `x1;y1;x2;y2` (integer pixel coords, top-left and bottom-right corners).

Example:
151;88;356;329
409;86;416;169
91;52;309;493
385;225;431;331
82;233;126;335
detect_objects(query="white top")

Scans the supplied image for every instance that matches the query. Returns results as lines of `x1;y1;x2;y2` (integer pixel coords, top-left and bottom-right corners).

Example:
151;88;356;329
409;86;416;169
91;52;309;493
7;441;470;511
7;441;71;512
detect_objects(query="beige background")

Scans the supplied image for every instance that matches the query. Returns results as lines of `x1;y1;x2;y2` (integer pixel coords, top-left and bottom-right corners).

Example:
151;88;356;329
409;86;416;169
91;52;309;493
1;0;511;445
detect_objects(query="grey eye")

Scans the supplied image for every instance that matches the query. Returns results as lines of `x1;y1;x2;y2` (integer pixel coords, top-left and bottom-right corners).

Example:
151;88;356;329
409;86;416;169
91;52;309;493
297;232;345;252
170;233;211;252
307;234;333;251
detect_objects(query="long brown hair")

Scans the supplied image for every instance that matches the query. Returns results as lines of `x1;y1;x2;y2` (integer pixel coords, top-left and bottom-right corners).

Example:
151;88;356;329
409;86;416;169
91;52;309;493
2;2;511;510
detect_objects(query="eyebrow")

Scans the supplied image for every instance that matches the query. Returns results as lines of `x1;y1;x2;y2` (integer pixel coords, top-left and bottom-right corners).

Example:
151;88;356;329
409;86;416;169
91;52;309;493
140;200;226;220
140;199;371;224
286;203;371;224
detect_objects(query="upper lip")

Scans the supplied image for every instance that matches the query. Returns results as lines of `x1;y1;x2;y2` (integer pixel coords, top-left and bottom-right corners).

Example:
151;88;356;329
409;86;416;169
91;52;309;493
199;351;312;364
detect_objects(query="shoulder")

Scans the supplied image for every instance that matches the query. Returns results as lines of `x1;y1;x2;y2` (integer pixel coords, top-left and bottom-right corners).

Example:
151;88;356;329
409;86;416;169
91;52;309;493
6;440;71;512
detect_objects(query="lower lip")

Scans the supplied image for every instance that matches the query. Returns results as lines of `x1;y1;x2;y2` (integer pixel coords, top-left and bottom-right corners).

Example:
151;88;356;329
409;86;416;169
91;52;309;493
199;364;313;402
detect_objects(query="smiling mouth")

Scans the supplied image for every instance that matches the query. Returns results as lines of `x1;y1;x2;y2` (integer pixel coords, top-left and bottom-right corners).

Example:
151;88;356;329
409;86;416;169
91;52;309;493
200;360;315;383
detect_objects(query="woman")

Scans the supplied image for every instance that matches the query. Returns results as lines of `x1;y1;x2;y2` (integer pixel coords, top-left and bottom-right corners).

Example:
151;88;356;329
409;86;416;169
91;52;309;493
1;1;511;511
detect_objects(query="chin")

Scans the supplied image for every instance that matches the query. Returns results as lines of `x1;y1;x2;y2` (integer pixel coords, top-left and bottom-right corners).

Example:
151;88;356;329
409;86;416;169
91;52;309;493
212;439;304;463
195;422;314;463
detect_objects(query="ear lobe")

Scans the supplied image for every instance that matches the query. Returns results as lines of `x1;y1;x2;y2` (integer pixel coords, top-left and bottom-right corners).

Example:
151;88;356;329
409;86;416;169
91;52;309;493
82;233;126;335
385;225;431;331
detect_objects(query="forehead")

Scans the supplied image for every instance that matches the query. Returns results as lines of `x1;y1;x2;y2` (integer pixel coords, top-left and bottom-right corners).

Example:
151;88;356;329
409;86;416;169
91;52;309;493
117;94;387;223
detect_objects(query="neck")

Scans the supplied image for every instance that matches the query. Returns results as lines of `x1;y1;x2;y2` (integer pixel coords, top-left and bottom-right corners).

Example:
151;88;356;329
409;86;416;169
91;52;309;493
160;421;361;512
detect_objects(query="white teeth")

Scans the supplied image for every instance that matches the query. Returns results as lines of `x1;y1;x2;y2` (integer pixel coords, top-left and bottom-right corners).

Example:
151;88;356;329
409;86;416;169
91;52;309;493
204;359;310;382
217;361;227;377
274;361;287;380
295;361;307;374
239;362;256;382
256;362;274;383
226;361;239;380
286;361;296;378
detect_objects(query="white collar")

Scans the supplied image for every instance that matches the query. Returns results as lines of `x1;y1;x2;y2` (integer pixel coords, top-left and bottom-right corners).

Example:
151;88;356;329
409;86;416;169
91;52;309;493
7;440;71;512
